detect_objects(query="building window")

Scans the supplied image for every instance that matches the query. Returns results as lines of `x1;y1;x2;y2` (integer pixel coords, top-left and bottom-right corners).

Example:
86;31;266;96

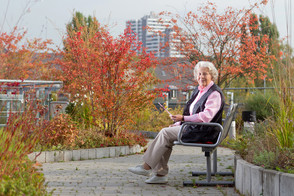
170;90;177;99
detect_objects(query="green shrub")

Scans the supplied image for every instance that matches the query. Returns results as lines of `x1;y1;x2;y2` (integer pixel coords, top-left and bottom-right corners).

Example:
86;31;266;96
252;148;294;173
54;127;148;149
230;132;253;158
0;103;50;195
41;113;79;149
244;91;279;121
0;160;51;195
104;130;148;147
65;102;93;128
75;128;104;149
231;119;294;173
253;150;276;169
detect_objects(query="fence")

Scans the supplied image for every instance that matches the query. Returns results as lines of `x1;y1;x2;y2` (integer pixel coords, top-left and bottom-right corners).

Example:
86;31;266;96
0;79;66;127
157;86;288;109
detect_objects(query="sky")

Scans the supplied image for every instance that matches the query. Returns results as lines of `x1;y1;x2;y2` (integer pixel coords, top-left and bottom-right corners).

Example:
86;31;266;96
0;0;293;49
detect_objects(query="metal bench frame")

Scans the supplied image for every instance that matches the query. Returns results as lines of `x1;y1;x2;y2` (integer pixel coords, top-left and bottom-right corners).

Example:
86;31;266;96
174;103;238;186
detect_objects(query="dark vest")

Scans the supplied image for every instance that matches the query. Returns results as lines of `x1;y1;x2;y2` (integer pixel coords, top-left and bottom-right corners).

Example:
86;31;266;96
181;84;225;143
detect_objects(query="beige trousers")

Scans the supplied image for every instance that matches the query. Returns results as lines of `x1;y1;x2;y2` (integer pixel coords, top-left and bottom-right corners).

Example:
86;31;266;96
142;125;181;176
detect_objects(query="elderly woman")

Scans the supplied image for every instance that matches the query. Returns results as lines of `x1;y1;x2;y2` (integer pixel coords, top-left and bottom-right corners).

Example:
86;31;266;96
128;61;225;184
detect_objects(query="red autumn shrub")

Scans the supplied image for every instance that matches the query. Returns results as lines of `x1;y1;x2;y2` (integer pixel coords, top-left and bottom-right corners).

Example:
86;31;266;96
41;113;78;148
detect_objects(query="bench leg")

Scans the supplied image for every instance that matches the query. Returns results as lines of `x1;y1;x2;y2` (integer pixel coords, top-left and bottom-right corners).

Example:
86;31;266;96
183;180;234;186
206;151;212;182
213;149;217;174
183;150;234;186
192;149;234;176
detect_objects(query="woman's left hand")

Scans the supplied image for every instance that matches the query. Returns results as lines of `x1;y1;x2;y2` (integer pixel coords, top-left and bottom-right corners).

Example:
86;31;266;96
170;114;184;122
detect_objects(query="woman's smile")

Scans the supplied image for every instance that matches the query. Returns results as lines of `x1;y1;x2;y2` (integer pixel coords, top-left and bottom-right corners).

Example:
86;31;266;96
197;67;212;87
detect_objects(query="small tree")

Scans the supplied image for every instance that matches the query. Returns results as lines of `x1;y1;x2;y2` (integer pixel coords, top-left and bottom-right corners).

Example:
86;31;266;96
246;13;282;86
64;11;104;49
58;15;159;136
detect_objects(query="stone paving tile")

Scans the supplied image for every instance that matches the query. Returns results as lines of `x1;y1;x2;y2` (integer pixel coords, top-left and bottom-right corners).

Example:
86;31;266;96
41;144;240;196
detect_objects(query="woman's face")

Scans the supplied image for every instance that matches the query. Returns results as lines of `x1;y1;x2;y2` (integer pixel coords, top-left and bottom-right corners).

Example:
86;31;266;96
197;67;212;87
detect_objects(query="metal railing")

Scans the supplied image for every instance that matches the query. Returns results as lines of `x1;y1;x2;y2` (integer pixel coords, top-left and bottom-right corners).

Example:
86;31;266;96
0;79;64;127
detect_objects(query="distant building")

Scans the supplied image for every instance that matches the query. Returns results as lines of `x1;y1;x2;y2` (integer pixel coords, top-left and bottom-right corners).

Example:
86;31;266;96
153;58;196;108
126;12;183;58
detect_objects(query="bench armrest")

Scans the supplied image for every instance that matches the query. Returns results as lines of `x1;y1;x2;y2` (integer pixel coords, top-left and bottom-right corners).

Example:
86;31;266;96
176;122;223;148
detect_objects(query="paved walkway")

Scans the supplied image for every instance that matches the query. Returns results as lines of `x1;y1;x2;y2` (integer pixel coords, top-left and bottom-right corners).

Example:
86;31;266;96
42;141;240;196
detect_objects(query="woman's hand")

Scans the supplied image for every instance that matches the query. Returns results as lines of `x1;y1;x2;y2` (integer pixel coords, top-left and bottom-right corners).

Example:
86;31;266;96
170;114;184;122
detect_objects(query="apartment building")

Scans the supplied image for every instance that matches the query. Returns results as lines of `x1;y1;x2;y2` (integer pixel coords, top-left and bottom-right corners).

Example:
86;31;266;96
126;12;183;58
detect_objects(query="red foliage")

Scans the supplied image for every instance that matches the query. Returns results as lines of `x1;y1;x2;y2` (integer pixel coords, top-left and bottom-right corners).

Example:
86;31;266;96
41;113;78;148
56;20;160;135
0;27;57;80
158;1;274;88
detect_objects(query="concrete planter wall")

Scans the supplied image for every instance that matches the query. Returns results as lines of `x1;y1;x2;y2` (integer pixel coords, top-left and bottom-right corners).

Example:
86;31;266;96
235;155;294;196
28;145;145;163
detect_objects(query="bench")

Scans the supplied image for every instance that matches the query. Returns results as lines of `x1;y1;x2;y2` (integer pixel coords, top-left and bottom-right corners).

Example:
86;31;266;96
174;103;238;186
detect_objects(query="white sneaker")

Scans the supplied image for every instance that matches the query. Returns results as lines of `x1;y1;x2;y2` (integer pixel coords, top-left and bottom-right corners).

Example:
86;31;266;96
145;175;168;184
128;165;152;176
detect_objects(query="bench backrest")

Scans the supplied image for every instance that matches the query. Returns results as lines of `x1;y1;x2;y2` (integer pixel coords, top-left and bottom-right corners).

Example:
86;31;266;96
219;103;238;142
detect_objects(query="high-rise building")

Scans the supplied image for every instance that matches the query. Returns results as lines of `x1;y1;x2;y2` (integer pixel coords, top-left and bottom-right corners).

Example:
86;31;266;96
126;12;183;58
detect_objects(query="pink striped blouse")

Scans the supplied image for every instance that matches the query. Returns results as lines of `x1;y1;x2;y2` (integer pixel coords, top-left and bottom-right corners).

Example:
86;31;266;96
173;81;221;126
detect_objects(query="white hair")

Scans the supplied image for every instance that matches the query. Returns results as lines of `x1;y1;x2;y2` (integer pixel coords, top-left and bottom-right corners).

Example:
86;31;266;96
194;61;218;82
